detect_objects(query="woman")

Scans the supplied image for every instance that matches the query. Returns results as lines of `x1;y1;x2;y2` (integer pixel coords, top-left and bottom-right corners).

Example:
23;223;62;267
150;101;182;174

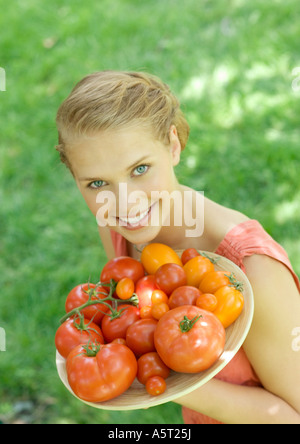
56;70;300;424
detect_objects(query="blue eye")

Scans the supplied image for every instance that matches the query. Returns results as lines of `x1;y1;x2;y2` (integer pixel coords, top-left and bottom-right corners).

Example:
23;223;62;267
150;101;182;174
89;180;105;189
133;165;149;176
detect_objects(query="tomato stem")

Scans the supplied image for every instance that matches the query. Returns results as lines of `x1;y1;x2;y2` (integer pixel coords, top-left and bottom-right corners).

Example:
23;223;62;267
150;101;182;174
179;315;202;333
59;279;139;324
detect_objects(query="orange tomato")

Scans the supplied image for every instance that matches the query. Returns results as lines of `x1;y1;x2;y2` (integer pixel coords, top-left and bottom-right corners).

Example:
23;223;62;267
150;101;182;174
183;255;215;287
199;271;231;294
213;286;244;328
151;290;169;305
196;293;218;312
141;243;182;275
151;302;170;321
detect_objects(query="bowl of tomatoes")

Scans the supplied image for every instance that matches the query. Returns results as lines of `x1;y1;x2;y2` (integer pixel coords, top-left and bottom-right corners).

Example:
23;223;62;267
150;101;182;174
56;245;254;410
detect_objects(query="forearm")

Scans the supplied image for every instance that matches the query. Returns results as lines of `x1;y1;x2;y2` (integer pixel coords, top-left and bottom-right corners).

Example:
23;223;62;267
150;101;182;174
174;379;300;424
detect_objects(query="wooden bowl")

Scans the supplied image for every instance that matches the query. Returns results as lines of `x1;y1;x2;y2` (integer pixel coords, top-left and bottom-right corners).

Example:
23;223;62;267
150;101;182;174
56;251;254;410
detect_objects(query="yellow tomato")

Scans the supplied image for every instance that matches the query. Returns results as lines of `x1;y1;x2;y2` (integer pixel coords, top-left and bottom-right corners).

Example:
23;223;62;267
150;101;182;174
183;255;215;287
140;243;183;275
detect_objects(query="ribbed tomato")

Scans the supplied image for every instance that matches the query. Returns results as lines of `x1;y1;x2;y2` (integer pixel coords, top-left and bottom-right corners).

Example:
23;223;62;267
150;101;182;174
154;306;225;373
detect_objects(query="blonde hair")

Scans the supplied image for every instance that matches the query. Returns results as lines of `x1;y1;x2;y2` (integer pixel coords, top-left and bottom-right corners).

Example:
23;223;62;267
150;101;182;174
55;71;190;170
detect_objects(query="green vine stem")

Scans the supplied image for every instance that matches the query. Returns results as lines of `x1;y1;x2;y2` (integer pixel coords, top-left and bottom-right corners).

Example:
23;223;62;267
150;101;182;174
179;315;203;333
59;279;139;325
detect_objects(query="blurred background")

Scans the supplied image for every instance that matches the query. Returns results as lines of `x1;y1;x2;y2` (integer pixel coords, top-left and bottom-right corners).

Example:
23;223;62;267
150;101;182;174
0;0;299;424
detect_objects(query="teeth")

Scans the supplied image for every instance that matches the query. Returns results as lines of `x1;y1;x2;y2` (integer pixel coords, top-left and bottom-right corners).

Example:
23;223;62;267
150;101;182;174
119;208;149;225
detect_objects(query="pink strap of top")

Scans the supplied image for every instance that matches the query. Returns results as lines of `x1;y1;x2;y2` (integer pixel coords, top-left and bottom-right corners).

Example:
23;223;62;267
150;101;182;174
110;220;300;424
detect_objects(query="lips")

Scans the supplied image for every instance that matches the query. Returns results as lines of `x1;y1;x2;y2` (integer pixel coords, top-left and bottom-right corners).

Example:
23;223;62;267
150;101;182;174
117;204;155;230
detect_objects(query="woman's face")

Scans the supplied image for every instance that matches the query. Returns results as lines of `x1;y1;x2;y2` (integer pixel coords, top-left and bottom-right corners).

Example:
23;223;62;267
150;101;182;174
66;125;182;245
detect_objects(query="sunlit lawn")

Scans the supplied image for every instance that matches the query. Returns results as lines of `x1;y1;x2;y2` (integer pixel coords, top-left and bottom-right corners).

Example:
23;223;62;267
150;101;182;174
0;0;299;424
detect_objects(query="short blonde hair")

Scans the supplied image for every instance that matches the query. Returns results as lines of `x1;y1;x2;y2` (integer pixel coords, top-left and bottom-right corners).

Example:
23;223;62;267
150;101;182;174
55;71;190;170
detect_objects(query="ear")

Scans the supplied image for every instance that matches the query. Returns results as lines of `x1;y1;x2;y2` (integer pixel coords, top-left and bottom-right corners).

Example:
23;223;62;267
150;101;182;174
169;125;181;166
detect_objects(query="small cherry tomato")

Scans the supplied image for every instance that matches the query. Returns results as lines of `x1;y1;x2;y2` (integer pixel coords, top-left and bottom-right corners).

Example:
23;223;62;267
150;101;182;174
137;352;170;385
181;248;200;265
146;376;167;396
140;306;153;319
196;293;218;312
116;277;135;300
151;302;170;320
151;290;169;305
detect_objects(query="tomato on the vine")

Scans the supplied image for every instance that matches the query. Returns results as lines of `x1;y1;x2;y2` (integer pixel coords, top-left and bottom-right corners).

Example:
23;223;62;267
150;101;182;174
65;283;110;326
55;317;104;359
101;304;140;342
116;277;135;300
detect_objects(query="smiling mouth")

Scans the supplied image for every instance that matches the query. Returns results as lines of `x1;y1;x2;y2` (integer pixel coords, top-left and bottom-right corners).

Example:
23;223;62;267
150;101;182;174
117;203;155;229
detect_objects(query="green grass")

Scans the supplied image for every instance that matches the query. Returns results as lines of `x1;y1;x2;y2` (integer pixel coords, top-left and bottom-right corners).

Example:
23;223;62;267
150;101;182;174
1;0;300;424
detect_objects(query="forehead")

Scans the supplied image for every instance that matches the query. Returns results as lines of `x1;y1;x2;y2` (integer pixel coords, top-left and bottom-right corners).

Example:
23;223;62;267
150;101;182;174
67;126;166;179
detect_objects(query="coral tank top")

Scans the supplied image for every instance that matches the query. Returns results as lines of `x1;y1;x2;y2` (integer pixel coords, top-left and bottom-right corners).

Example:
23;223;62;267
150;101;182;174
110;220;300;424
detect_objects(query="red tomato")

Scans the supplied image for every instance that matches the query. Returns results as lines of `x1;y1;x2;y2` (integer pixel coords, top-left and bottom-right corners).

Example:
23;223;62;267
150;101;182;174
155;263;187;295
126;318;158;356
101;304;140;342
146;376;167;396
181;248;200;265
135;275;159;308
137;352;170;385
183;256;215;287
66;343;137;402
55;317;104;359
154;306;225;373
100;256;145;284
65;283;110;326
168;286;202;309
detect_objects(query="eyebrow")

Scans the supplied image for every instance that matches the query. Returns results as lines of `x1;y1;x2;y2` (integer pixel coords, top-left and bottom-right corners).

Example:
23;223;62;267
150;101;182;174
79;155;151;182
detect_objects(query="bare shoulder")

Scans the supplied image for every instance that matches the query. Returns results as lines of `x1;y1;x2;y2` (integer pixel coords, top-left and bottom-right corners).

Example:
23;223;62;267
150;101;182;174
203;196;250;246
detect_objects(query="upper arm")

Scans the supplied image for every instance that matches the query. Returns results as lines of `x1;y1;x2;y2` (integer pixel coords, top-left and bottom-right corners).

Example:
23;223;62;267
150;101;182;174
243;255;300;414
98;226;116;261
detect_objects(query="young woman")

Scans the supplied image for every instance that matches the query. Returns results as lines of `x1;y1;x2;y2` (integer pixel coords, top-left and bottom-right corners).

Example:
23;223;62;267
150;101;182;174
56;71;300;424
